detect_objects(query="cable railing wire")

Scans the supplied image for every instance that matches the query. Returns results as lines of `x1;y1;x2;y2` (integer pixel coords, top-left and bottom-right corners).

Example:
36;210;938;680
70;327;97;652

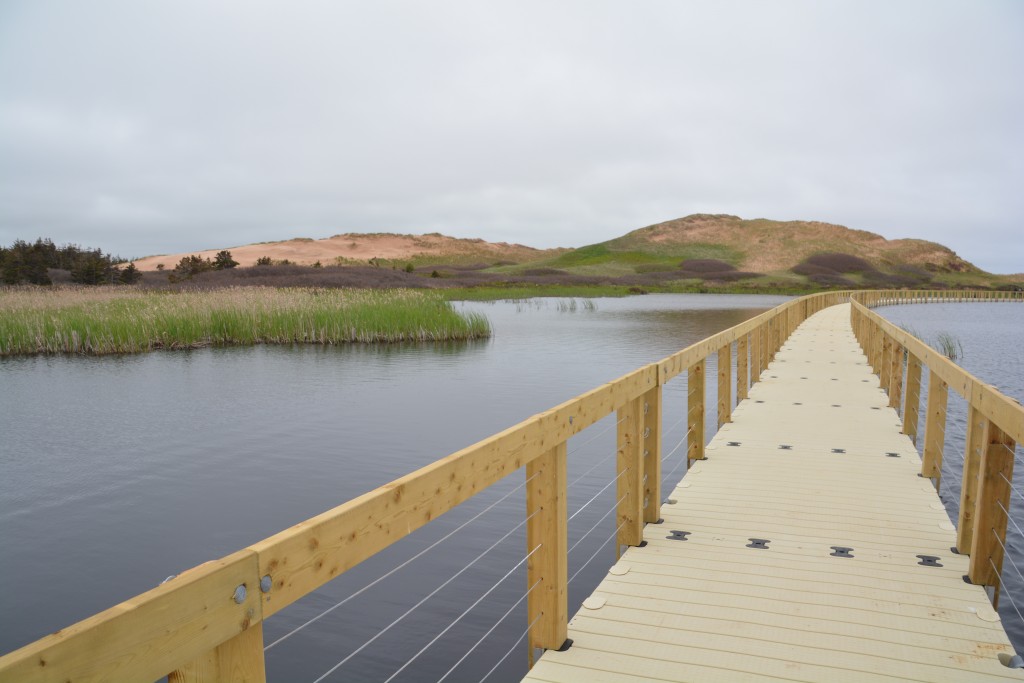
568;493;628;555
265;472;538;652
383;544;542;683
568;467;629;522
310;509;539;683
566;413;627;459
989;555;1024;629
477;613;542;683
568;520;626;587
435;578;542;683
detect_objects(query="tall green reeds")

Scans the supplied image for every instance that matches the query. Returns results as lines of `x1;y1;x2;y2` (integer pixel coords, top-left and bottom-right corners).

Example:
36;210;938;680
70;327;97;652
0;286;490;356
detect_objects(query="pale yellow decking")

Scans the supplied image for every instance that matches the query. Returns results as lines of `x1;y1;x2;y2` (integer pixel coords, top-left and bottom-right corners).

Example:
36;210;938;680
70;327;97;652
524;304;1022;683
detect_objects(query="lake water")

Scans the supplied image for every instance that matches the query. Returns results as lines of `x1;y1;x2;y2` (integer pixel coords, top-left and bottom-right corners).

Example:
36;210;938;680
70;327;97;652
1;294;1021;681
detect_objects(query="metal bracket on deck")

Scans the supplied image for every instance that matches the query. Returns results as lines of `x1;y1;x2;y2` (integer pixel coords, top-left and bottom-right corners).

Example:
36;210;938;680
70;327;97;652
727;441;742;447
830;546;854;558
779;444;792;450
917;555;943;567
885;452;900;458
667;530;691;541
554;638;573;652
747;538;770;550
831;448;846;454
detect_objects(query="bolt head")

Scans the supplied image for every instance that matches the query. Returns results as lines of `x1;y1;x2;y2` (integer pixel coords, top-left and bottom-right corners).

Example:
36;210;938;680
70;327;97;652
233;584;247;604
260;575;272;593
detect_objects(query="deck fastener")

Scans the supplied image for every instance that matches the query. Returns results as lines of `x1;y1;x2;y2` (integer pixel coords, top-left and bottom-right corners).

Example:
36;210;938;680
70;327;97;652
830;546;854;558
747;538;770;550
233;584;247;604
260;575;272;593
917;555;943;567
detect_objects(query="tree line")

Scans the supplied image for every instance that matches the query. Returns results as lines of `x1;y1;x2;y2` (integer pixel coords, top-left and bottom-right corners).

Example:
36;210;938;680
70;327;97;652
0;238;242;286
0;238;138;285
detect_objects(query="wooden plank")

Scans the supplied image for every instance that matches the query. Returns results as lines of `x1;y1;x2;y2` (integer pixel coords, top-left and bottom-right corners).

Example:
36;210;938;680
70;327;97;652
169;625;266;683
737;334;749;401
968;423;1016;596
686;359;705;464
903;353;923;445
717;343;731;429
527;443;569;654
617;396;644;549
0;550;262;683
642;384;662;524
252;364;657;617
922;370;949;487
889;342;904;409
958;406;987;553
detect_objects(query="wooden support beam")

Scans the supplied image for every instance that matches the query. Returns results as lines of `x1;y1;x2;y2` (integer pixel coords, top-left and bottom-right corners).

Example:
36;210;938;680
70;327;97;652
642;383;662;524
957;406;987;553
902;354;923;445
616;396;645;551
879;337;892;395
968;423;1016;604
687;359;706;464
888;343;903;409
526;442;568;655
750;326;761;384
921;370;947;487
169;625;267;683
717;344;731;429
737;335;749;401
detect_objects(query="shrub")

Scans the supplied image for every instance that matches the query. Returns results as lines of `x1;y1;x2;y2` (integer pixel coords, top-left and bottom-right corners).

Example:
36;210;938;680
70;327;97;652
255;256;272;266
213;250;238;270
678;259;736;273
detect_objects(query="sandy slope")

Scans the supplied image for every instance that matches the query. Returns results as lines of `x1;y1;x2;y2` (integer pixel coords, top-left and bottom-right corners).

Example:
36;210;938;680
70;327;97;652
131;233;559;270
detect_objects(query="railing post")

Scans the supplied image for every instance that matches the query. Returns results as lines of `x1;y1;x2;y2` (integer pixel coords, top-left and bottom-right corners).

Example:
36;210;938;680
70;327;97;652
169;626;267;683
687;359;706;465
617;396;645;553
717;343;731;429
888;342;903;410
526;442;568;659
737;334;749;401
759;322;769;373
878;337;891;395
750;326;761;384
642;380;662;524
967;422;1016;606
902;353;923;445
957;407;988;553
920;370;947;487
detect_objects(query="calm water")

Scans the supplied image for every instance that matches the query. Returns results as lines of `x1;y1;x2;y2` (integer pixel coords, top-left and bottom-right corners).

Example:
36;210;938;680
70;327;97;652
2;295;1020;680
0;294;786;682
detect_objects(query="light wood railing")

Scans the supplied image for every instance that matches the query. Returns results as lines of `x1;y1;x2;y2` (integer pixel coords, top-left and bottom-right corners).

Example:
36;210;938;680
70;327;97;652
1;288;1020;682
851;291;1024;607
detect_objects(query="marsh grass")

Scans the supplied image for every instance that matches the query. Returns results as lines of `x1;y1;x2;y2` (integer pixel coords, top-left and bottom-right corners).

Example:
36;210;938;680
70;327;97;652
0;286;491;356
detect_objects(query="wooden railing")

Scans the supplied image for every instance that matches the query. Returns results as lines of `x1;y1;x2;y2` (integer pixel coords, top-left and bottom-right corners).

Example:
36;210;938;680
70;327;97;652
850;291;1024;607
0;288;1020;682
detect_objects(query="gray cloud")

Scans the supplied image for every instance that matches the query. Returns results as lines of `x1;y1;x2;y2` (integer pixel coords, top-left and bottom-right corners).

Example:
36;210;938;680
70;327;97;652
1;0;1021;271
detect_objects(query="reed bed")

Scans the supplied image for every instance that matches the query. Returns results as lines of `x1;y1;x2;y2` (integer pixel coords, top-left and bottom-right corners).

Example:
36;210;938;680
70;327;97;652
0;286;491;356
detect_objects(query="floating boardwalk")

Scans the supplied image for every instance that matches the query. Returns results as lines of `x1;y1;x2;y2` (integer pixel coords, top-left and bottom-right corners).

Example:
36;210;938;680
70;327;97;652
2;291;1022;683
523;304;1022;682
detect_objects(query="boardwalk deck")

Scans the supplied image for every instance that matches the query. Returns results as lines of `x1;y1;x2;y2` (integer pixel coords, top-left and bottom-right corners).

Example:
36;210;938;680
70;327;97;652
523;304;1023;683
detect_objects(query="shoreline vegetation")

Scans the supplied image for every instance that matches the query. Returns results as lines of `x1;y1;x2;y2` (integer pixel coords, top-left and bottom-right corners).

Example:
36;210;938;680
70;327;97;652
0;287;491;356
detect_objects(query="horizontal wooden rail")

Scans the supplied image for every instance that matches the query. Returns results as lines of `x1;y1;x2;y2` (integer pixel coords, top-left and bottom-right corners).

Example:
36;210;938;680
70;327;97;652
850;295;1023;608
1;288;1019;683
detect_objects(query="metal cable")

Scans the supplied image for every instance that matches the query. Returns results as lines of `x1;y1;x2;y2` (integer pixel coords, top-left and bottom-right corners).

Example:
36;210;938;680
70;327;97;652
568;468;629;523
265;473;537;652
989;556;1024;628
569;493;628;555
383;544;542;683
996;500;1024;548
990;528;1024;590
435;579;542;683
998;472;1024;510
477;613;543;683
661;428;692;464
568;520;626;586
310;509;538;683
566;413;627;459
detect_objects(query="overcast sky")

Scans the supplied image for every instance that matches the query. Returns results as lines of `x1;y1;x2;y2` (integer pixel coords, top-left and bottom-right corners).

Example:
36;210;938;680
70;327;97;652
1;1;1021;272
